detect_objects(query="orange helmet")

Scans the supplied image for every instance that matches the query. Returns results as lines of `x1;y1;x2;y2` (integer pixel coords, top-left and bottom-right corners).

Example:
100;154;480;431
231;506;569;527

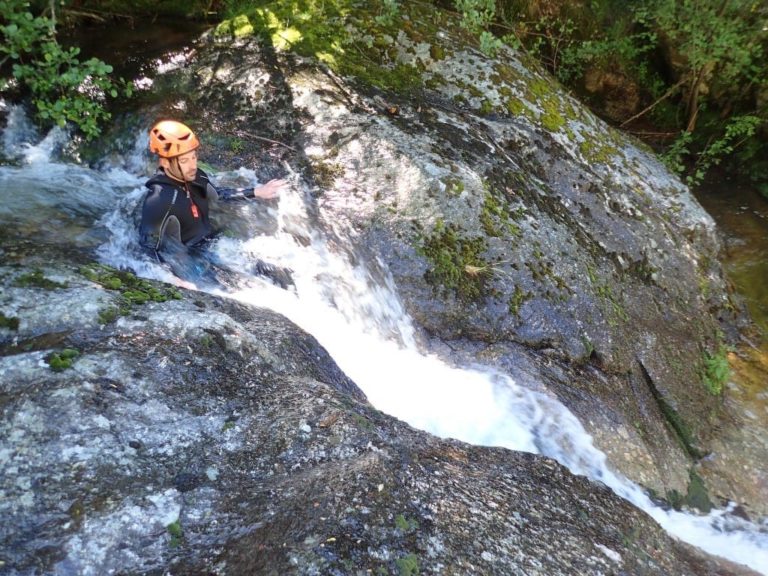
148;120;200;158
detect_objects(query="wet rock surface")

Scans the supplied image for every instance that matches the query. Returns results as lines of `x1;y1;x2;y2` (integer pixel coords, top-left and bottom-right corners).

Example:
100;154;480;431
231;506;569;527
112;15;768;516
0;237;757;576
2;3;767;573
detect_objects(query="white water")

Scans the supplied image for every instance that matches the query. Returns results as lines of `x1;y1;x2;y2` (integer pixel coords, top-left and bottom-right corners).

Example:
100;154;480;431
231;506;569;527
3;114;767;574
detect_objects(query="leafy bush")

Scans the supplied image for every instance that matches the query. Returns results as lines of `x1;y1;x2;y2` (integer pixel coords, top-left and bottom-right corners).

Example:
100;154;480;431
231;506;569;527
457;0;768;188
0;0;131;139
702;347;730;396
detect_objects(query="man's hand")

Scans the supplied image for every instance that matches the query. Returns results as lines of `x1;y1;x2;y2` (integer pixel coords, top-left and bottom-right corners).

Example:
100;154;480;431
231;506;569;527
253;179;288;200
173;278;197;290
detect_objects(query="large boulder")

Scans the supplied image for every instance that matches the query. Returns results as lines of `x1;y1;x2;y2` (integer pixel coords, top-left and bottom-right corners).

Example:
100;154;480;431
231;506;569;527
108;1;767;513
0;234;756;575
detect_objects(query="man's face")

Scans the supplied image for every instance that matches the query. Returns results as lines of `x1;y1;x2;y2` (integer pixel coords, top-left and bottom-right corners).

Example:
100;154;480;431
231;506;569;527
176;149;198;182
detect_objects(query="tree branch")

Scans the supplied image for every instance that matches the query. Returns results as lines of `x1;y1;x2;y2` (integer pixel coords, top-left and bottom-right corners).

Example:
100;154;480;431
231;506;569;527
620;77;686;128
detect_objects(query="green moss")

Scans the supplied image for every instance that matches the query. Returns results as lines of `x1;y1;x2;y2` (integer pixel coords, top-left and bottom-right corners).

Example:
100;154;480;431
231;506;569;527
506;96;525;116
13;269;67;289
353;413;374;430
657;396;701;459
221;420;236;432
420;220;489;302
47;348;79;372
452;93;468;106
492;63;523;85
82;264;181;300
0;312;20;331
479;99;494;115
579;140;618;164
529;78;550;98
424;72;448;90
395;553;420;576
98;307;120;325
685;470;712;512
508;285;530;316
441;177;465;196
540;107;566;132
585;265;627;323
665;488;684;511
81;264;182;320
224;1;429;95
480;188;522;238
429;44;446;61
394;514;418;532
167;520;183;548
311;160;345;189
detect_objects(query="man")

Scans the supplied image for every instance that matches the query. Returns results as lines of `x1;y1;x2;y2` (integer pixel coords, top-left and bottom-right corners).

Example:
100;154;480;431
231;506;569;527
139;120;290;287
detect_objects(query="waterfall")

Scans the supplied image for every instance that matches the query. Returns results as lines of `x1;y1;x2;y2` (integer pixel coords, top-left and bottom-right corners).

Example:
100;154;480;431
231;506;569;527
3;114;767;574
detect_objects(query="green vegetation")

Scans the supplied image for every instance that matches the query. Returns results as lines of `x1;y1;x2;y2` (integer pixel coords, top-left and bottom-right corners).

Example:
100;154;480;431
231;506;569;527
12;269;67;289
394;514;418;532
166;520;183;548
656;395;701;459
0;0;132;139
420;219;489;302
701;346;729;395
6;0;763;187
216;0;424;94
585;265;627;324
65;0;214;19
221;419;236;432
665;469;712;512
453;0;767;188
47;347;79;372
0;312;20;330
480;187;521;238
395;553;420;576
229;137;244;154
80;263;181;322
508;284;529;316
685;469;712;513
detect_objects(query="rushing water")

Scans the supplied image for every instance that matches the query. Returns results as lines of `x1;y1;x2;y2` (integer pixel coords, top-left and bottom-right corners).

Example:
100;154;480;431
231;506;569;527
2;111;768;574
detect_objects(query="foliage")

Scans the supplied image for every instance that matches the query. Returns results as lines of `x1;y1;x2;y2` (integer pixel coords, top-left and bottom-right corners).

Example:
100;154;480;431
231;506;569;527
702;346;729;396
374;0;400;26
461;0;768;187
631;0;766;181
0;0;132;139
455;0;503;55
684;115;762;187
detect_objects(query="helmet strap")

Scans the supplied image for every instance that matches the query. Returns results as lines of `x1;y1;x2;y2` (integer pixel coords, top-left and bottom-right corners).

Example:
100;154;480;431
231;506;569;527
164;157;187;183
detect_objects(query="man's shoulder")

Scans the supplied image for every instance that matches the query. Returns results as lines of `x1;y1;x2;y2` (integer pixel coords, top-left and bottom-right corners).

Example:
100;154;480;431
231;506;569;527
145;172;182;195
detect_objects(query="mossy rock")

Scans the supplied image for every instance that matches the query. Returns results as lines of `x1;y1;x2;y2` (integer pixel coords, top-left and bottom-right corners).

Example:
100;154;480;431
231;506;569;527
420;220;489;302
12;269;67;289
0;312;20;331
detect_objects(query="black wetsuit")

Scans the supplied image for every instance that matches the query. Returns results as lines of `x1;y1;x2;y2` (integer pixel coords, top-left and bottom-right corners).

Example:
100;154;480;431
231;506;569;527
139;167;254;260
138;168;293;288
